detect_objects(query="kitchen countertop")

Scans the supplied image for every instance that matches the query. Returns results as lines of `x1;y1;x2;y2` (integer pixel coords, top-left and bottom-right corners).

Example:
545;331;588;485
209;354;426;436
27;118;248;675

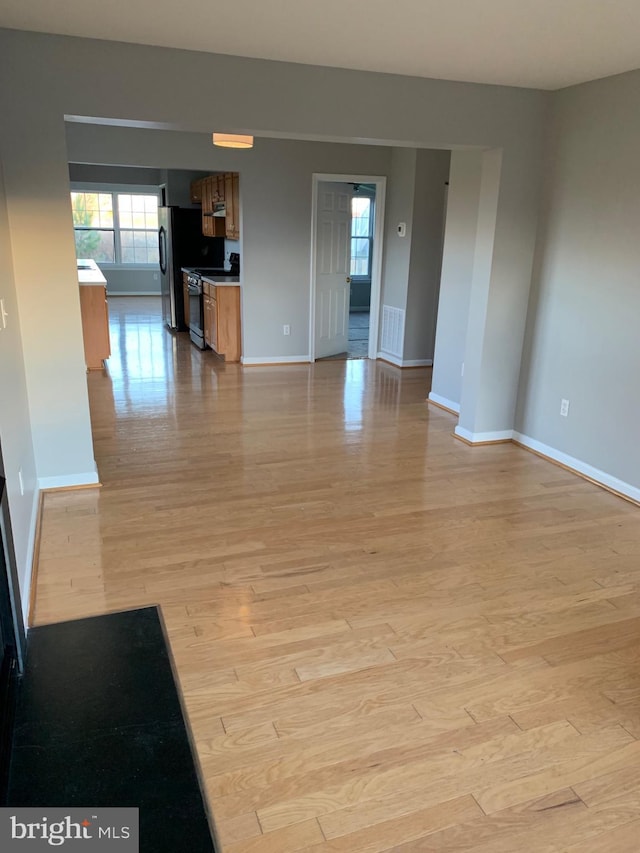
181;267;241;286
201;275;240;286
77;259;107;286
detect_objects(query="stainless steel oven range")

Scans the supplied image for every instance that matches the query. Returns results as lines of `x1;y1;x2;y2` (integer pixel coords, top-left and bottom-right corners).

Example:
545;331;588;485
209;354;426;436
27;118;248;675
187;273;205;350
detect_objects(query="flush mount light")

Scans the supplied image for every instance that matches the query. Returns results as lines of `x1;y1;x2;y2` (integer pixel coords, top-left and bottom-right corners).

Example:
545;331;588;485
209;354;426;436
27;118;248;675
212;133;254;149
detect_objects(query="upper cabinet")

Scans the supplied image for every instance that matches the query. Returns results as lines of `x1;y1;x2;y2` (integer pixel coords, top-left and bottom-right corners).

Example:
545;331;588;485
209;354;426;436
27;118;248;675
213;174;225;204
225;173;240;241
192;173;240;240
190;179;203;204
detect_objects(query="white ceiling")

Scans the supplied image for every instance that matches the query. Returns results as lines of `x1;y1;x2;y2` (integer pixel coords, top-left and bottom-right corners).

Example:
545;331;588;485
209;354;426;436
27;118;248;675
1;0;640;90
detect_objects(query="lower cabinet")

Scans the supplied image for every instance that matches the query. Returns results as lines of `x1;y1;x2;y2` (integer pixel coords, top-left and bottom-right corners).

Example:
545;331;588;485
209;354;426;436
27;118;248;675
203;283;241;362
79;285;110;370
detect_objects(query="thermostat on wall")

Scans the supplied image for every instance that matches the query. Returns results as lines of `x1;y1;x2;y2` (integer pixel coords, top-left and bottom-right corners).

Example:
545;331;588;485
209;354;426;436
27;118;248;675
397;222;407;237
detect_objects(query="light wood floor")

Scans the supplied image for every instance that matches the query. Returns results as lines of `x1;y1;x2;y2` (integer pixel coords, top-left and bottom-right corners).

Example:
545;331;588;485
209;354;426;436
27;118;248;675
35;296;640;852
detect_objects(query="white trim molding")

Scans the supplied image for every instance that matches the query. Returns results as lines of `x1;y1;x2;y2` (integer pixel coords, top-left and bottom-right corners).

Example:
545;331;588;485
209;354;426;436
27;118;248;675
37;470;100;490
513;432;640;505
241;355;311;366
403;359;433;368
454;425;514;444
106;291;161;297
377;352;433;368
21;488;41;626
428;392;460;414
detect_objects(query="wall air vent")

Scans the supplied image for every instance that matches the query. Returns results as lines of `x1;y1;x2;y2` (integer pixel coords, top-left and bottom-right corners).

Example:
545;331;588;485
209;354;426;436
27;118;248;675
380;305;405;358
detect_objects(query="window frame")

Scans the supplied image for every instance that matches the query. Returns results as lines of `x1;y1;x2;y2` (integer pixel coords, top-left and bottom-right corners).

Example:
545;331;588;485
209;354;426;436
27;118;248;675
70;183;161;269
350;191;375;282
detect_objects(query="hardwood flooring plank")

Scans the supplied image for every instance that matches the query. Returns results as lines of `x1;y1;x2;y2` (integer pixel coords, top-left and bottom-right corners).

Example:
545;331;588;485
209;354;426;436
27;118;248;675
225;818;324;853
303;795;482;853
31;298;640;853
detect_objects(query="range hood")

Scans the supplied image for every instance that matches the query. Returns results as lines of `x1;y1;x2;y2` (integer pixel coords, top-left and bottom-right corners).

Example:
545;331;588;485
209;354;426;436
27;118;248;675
204;202;226;218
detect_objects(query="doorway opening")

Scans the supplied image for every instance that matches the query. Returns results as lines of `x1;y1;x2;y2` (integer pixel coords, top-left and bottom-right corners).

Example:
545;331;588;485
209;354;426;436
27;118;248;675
309;174;386;362
347;184;375;358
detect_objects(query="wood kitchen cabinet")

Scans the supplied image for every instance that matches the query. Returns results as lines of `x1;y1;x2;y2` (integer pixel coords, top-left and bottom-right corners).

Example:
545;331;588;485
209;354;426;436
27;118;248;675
203;292;216;351
224;172;240;240
213;174;225;204
203;282;241;362
196;172;240;240
79;285;110;370
201;177;213;237
190;179;203;204
201;175;227;238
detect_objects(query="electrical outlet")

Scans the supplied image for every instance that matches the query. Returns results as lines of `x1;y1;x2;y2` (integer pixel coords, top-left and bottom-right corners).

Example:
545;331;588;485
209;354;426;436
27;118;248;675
283;324;291;336
560;398;570;417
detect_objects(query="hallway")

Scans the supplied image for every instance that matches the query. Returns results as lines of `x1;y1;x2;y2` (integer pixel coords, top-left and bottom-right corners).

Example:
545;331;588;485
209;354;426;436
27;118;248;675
32;296;640;853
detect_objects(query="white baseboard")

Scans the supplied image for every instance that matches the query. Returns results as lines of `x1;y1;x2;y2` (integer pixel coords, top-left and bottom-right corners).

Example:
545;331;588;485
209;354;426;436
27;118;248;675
377;352;433;368
428;393;460;414
241;355;311;365
377;352;403;367
106;291;161;297
454;425;514;444
21;487;41;626
404;359;433;367
37;470;100;490
513;431;640;504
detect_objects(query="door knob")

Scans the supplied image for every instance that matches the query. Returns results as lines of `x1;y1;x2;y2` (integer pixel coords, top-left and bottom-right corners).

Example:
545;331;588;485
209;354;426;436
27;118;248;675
346;276;351;283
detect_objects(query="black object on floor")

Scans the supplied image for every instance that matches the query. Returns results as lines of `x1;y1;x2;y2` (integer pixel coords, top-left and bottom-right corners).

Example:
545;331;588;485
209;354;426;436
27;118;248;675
7;606;217;852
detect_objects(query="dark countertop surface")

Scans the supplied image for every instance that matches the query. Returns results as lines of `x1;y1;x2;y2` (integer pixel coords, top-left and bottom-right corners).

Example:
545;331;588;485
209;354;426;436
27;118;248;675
181;267;241;286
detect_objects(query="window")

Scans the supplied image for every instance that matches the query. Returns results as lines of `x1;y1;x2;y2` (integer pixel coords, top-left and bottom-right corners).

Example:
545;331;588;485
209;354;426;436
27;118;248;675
71;189;160;266
350;195;374;279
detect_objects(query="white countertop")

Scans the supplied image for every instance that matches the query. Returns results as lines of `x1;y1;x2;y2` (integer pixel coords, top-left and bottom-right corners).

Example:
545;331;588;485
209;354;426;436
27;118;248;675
201;275;241;286
77;259;107;285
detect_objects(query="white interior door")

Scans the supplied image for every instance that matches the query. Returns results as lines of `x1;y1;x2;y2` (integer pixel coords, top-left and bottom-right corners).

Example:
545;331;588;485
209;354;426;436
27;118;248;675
314;182;353;359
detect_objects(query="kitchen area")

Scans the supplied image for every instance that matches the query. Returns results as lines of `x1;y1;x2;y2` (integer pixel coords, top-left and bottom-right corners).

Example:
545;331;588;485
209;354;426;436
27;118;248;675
75;170;243;372
160;173;242;362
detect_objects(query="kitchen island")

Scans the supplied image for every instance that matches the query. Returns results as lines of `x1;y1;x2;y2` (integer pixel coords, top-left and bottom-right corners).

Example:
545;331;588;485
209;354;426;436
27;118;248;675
77;259;110;370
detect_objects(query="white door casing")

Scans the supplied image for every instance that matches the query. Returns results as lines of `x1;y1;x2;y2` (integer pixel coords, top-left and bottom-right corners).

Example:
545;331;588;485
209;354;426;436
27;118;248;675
314;182;353;359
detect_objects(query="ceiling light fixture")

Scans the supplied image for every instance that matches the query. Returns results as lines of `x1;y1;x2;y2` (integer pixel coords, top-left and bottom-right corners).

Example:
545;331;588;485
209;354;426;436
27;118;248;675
212;133;254;149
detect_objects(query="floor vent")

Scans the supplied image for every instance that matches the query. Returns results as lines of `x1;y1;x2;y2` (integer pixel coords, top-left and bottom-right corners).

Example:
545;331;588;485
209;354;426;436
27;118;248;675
380;305;405;358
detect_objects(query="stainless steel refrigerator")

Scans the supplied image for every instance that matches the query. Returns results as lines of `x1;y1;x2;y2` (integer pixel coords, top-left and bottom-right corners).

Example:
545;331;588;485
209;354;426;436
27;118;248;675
158;207;224;330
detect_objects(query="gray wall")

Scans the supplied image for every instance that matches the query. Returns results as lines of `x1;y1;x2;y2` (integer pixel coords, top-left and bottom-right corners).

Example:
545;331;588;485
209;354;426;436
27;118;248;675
0;162;38;609
403;149;450;363
380;148;417;327
102;269;160;295
160;168;209;209
65;124;393;359
379;148;451;363
69;164;162;185
516;70;640;490
430;151;483;409
0;27;546;583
